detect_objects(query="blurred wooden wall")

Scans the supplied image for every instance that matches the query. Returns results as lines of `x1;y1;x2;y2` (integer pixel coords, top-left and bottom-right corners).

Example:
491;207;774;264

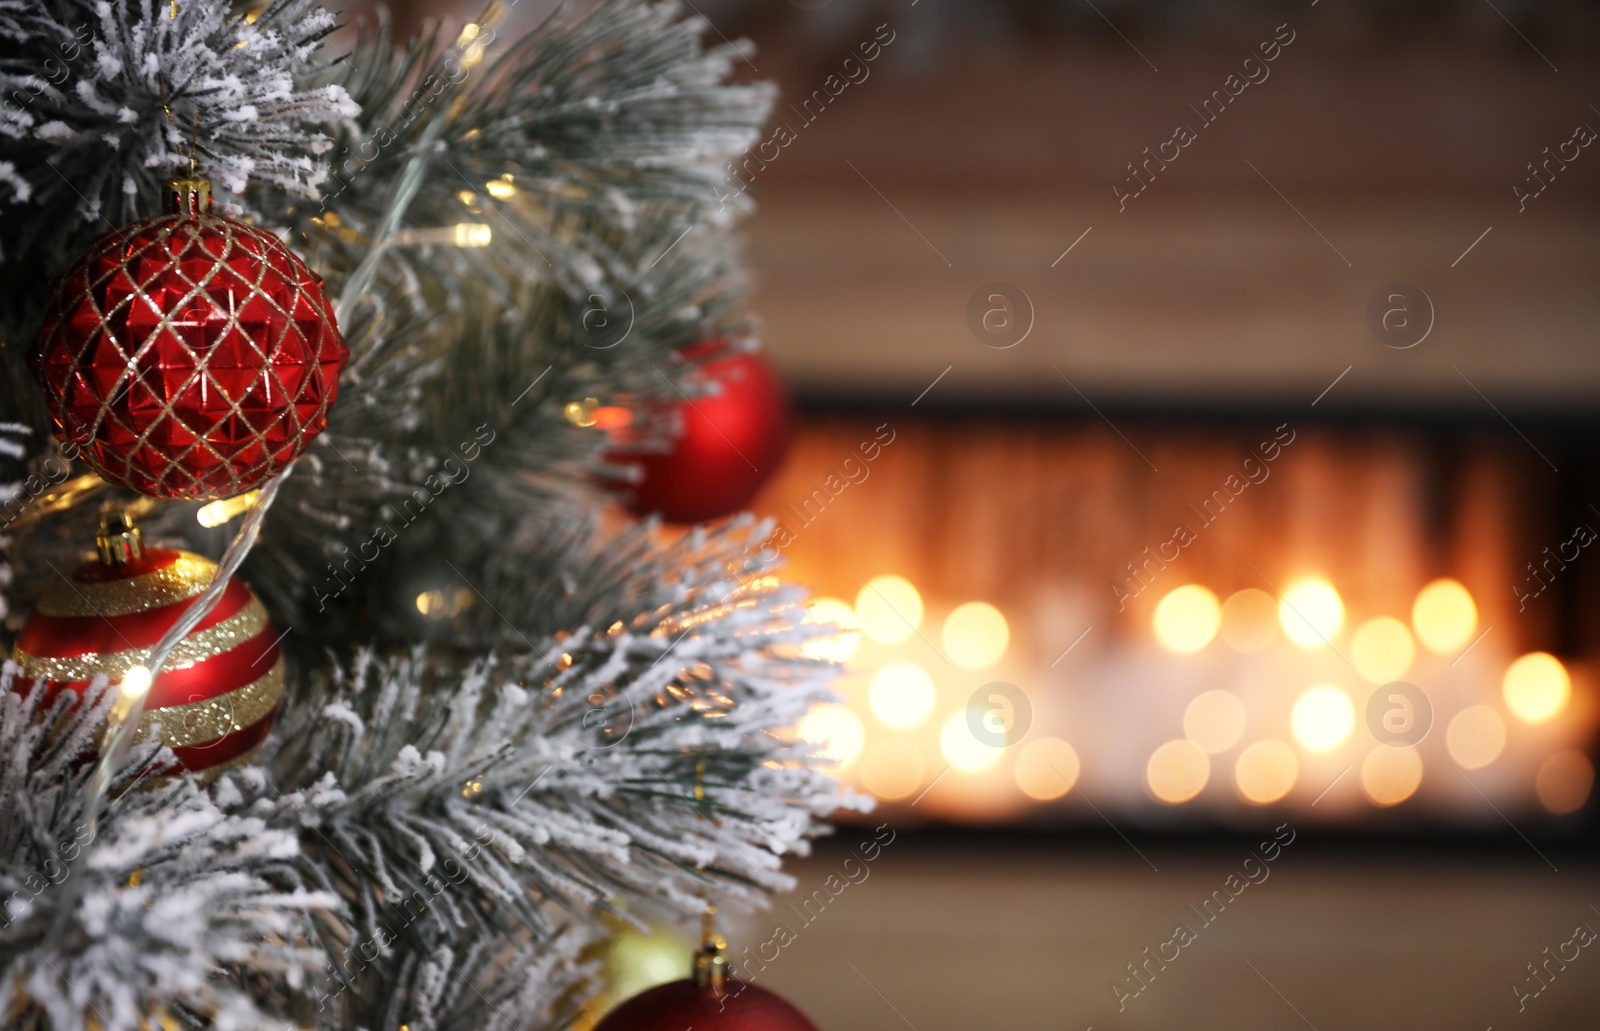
753;415;1567;655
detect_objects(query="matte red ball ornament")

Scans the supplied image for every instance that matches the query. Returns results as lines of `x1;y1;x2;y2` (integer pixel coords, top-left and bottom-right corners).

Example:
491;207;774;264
10;513;286;775
30;176;348;500
610;344;789;523
595;934;818;1031
595;978;819;1031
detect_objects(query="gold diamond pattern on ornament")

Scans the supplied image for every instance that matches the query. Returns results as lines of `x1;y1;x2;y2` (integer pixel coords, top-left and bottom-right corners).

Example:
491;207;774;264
32;188;346;499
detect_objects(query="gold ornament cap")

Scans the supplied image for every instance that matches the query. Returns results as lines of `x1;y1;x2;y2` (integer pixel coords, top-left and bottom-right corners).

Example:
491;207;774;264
167;175;212;216
96;511;144;565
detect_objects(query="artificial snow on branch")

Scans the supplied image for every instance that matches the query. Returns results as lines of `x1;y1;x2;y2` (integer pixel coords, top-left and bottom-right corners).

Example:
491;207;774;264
0;0;355;346
0;1;843;1027
0;518;855;1030
0;674;338;1031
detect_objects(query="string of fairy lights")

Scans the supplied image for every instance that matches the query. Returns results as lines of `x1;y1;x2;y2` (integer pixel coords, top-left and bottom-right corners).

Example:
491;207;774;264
797;575;1594;819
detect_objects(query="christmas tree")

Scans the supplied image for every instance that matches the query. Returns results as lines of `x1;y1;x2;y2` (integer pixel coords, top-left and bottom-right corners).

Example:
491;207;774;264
0;1;850;1027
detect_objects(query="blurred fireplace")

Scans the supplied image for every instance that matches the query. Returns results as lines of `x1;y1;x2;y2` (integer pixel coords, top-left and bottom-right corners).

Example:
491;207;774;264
754;409;1599;830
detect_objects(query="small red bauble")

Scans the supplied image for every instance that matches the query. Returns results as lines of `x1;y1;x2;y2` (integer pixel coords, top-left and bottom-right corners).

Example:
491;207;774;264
11;513;285;775
596;931;818;1031
595;978;818;1031
30;177;348;500
610;344;790;523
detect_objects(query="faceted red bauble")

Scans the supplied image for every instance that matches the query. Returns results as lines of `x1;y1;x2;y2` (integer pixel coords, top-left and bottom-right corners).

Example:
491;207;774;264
594;978;819;1031
611;346;790;523
11;520;285;775
30;179;348;500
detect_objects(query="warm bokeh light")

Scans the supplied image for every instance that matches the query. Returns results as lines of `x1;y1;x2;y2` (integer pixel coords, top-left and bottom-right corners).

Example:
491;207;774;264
606;923;694;1003
1014;737;1081;801
858;738;926;801
1412;578;1478;655
1183;689;1247;754
939;711;1005;773
1445;705;1507;770
1278;578;1345;649
942;601;1011;669
416;587;473;619
1502;652;1571;724
1361;746;1423;806
485;173;517;199
1235;739;1299;804
1220;588;1279;653
1146;739;1210;804
801;597;862;663
1535;750;1595;816
797;705;865;767
855;576;924;645
1152;584;1222;654
868;662;937;730
1291;685;1356;753
1350;617;1416;685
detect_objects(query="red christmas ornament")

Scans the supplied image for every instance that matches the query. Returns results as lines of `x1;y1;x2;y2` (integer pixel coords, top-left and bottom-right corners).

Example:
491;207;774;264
596;979;818;1031
11;513;285;775
596;925;817;1031
30;175;348;500
609;344;790;523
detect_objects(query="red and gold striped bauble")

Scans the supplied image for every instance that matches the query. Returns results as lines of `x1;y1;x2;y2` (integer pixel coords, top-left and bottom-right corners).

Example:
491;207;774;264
12;513;284;774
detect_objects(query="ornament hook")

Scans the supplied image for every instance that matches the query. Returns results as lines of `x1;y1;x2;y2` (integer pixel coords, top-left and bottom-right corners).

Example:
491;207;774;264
694;892;730;988
158;76;207;212
691;755;730;988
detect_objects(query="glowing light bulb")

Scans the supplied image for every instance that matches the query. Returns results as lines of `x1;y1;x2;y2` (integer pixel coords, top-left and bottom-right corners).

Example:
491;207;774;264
867;663;936;730
939;711;1004;773
801;597;863;663
1014;738;1080;801
1502;652;1570;724
1412;578;1477;654
1278;578;1344;649
1360;746;1423;806
1183;689;1246;754
1445;705;1506;770
1152;585;1222;654
1291;684;1355;753
941;602;1010;669
797;705;865;768
120;665;153;699
855;576;923;645
1220;588;1278;652
452;223;492;247
1146;740;1209;804
1350;617;1416;685
1234;740;1298;804
389;223;494;248
196;490;260;527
